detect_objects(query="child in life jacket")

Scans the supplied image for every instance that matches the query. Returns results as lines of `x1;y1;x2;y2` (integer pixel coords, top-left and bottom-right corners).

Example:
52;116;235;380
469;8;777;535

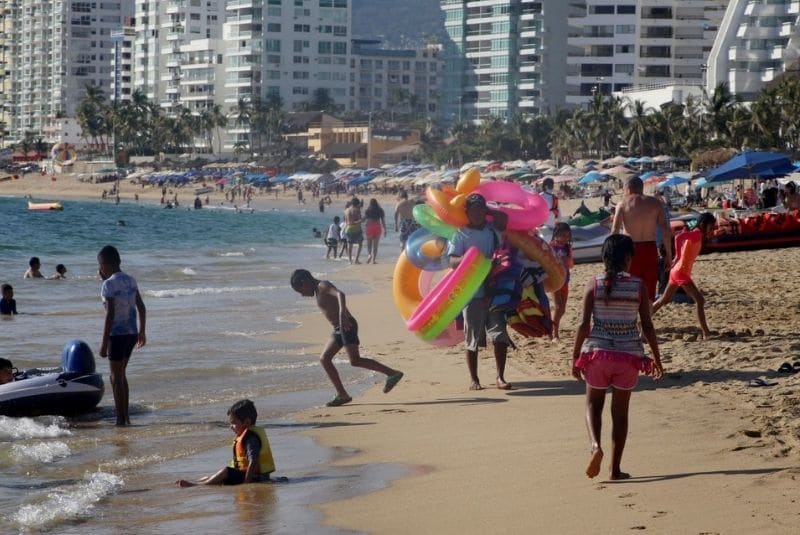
176;399;287;486
549;223;574;340
652;212;716;339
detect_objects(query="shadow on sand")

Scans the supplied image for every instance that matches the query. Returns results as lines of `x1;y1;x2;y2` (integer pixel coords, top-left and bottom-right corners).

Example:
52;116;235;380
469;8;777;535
603;466;789;484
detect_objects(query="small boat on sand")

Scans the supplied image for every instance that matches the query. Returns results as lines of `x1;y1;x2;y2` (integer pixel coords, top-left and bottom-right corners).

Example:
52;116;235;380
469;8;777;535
27;201;64;211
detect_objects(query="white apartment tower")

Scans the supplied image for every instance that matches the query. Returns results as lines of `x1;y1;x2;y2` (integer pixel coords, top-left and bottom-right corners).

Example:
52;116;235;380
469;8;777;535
440;0;575;125
566;2;638;107
224;0;352;150
110;22;135;105
707;0;800;101
567;1;727;108
5;0;134;143
133;0;222;113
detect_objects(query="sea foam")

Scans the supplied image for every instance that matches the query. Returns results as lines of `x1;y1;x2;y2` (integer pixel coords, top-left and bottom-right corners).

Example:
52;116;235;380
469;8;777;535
12;441;71;464
144;285;278;298
0;416;72;441
10;472;123;531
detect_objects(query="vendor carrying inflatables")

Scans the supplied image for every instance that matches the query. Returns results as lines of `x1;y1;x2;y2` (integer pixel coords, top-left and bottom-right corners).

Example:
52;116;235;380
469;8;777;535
447;193;514;391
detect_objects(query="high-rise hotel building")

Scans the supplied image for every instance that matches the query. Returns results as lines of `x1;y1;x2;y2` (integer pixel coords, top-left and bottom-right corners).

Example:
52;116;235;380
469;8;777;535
4;0;133;143
439;0;576;124
223;0;352;149
707;0;800;102
133;0;223;113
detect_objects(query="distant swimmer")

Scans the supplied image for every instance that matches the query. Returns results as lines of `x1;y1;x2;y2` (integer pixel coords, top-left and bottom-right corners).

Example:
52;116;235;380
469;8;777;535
50;264;67;279
1;284;17;315
194;197;202;210
117;220;126;226
312;228;322;238
23;257;43;279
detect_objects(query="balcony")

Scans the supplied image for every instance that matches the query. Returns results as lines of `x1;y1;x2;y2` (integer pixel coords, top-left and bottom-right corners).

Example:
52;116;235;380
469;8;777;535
738;25;780;40
728;46;769;62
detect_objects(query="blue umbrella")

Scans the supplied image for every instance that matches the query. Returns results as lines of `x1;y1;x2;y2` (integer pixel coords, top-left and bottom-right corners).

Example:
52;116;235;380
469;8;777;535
639;170;660;180
635;156;654;164
578;171;608;185
624;157;639;165
704;151;791;183
656;176;689;189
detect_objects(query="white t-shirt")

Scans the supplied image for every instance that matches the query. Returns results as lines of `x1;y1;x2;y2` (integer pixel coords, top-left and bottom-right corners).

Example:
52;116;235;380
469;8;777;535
101;271;140;336
326;223;341;240
539;191;559;228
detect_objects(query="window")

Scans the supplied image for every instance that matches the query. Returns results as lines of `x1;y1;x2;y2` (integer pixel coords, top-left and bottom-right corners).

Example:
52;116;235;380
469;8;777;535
617;5;635;14
615;64;634;74
318;41;331;54
333;42;346;54
267;23;281;32
266;39;281;52
615;44;634;54
589;5;614;15
615;25;635;34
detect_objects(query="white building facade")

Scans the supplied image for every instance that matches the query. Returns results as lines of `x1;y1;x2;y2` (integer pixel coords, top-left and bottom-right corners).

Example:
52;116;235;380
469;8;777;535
223;0;352;150
133;0;223;113
707;0;800;102
110;22;135;105
5;0;134;143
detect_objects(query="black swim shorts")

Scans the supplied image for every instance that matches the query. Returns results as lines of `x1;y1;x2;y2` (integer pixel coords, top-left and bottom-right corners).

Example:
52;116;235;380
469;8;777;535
108;333;138;362
332;320;359;347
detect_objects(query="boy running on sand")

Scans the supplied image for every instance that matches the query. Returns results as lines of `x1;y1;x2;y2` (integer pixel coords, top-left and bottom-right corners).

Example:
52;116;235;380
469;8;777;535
652;212;716;339
290;269;403;407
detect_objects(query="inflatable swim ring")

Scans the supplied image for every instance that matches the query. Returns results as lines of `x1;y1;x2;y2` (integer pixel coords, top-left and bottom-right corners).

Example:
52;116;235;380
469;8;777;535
405;228;450;271
426;187;469;227
505;230;566;292
475;181;548;231
392;253;462;346
456;168;481;194
412;203;456;240
51;142;78;166
406;246;491;341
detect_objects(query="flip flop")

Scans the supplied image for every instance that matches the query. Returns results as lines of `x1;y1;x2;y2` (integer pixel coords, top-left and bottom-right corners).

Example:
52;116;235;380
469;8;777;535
793;361;800;372
325;395;352;407
383;371;404;393
748;378;775;387
777;362;795;374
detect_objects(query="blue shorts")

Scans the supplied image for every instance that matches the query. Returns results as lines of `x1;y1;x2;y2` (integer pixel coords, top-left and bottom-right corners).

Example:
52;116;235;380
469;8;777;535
108;333;138;362
222;467;271;485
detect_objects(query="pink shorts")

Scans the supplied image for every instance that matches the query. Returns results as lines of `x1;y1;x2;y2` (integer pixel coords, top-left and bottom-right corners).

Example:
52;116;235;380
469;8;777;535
365;221;382;239
668;269;693;287
575;350;653;391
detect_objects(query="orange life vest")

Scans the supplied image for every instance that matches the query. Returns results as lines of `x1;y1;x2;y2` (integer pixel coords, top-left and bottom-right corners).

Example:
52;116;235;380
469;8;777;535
230;425;276;475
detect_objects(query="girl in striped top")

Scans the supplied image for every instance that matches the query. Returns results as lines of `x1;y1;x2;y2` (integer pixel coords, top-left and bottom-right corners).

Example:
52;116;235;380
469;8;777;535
571;234;664;480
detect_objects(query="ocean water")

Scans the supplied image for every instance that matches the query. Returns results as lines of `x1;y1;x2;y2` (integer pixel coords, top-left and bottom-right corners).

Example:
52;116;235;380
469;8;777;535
0;196;398;533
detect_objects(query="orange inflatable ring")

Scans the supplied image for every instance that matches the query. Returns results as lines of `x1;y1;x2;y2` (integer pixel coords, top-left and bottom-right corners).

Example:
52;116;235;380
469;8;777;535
505;230;566;292
426;187;469;227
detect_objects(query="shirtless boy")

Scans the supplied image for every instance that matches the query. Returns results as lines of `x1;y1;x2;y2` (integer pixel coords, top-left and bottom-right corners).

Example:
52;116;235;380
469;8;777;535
611;177;672;301
290;269;403;406
394;191;419;250
23;257;43;279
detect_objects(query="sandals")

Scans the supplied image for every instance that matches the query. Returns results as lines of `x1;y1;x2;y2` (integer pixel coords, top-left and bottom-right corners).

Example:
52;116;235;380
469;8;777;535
325;394;352;407
383;371;404;393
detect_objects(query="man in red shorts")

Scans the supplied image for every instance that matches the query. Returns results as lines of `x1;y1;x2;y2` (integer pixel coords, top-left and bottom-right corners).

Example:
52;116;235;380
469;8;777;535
611;177;672;301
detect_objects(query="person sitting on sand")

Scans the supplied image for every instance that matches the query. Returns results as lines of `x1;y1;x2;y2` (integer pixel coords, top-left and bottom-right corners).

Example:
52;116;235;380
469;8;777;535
176;399;286;487
290;269;403;407
572;235;664;480
0;358;14;385
652;213;716;339
1;284;17;315
50;264;67;280
23;257;43;279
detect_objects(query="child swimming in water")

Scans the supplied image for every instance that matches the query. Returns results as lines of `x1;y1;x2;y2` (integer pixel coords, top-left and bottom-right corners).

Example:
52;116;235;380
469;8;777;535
652;212;716;339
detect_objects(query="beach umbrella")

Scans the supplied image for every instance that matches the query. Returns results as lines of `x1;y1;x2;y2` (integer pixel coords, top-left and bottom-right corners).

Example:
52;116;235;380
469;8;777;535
644;174;666;185
704;151;791;184
639;170;660;180
635;156;654;165
624;157;639;165
604;165;635;179
602;155;627;166
578;171;608;185
656;176;690;189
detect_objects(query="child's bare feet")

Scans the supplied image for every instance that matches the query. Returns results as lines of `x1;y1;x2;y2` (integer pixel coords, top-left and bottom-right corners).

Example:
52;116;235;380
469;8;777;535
496;378;513;390
609;471;630;480
469;381;483;391
586;447;603;478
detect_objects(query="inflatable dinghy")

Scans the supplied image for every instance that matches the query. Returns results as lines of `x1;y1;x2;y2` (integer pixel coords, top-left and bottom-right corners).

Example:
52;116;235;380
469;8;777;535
0;340;104;417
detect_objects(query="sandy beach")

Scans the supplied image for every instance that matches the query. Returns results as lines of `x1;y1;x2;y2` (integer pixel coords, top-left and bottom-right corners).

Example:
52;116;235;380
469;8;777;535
276;247;800;533
5;172;799;533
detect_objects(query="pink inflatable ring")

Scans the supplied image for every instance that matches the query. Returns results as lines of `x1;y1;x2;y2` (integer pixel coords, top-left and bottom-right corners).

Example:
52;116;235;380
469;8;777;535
475;181;548;231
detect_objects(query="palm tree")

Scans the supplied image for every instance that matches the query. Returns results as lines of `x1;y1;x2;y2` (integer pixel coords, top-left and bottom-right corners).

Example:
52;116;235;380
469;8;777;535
207;104;228;154
624;99;651;156
76;84;111;154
